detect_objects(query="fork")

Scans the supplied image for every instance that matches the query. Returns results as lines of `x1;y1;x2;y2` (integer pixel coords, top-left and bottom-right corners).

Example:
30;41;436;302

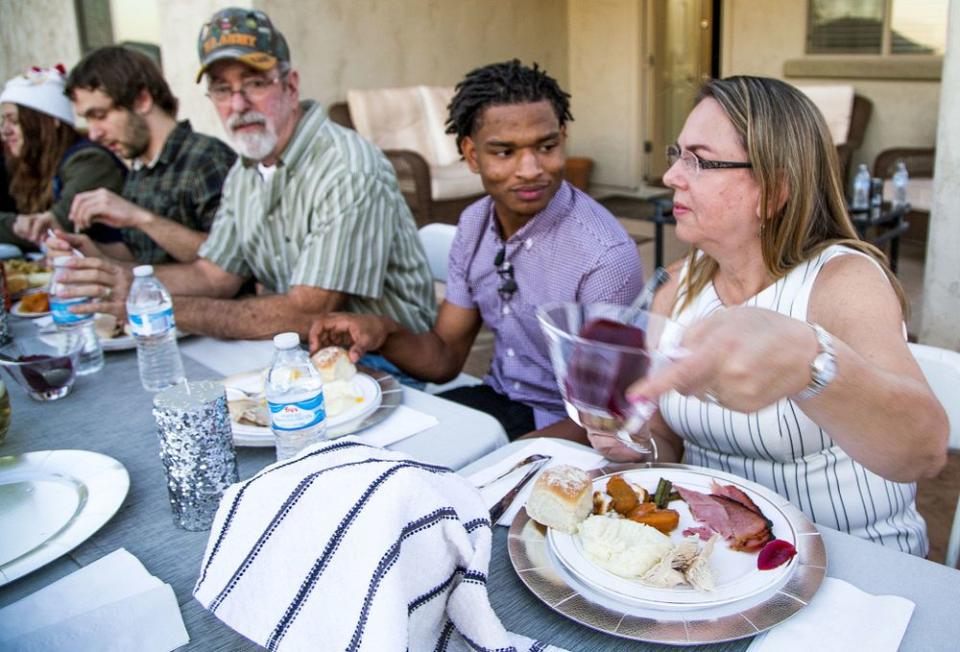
474;453;552;490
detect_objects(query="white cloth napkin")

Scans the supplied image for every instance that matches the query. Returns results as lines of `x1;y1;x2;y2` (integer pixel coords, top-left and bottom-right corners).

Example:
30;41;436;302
0;549;188;652
194;437;567;652
180;337;275;377
747;577;915;652
358;404;438;447
467;439;606;526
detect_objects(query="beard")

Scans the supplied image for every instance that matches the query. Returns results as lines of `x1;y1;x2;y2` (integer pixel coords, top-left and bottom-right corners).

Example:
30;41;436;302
120;111;151;160
226;111;278;161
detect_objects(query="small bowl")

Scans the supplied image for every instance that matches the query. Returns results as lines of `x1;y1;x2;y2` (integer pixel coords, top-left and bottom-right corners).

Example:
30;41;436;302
0;332;83;401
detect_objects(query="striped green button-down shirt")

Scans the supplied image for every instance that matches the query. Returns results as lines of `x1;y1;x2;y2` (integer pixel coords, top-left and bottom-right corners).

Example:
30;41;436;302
199;101;436;333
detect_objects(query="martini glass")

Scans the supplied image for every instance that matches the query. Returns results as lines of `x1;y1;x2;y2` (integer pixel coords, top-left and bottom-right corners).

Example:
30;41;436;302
537;302;685;462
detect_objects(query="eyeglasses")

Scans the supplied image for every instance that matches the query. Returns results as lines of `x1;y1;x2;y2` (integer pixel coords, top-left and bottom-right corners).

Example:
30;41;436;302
206;76;282;105
666;144;752;177
494;245;518;302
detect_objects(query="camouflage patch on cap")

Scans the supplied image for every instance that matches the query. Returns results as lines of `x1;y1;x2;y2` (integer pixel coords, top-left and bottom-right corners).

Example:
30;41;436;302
195;7;290;83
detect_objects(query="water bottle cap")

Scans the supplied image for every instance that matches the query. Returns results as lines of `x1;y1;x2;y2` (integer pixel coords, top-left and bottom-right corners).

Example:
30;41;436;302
133;265;154;277
273;332;300;349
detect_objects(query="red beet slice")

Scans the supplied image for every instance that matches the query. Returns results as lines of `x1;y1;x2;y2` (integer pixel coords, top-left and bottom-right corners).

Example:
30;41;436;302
757;539;797;570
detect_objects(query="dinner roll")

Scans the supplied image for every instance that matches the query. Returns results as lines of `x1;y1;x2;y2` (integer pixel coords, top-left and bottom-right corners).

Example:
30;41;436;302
525;465;593;533
310;346;357;383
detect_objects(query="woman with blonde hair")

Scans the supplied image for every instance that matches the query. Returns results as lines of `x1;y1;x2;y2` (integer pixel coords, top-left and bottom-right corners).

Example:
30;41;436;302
0;65;124;251
620;75;946;556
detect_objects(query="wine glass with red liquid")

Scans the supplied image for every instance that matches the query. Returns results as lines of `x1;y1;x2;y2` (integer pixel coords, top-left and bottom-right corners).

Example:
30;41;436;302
0;332;82;401
537;302;684;462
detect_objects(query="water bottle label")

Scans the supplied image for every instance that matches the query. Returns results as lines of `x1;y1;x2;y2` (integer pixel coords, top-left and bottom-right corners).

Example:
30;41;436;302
268;392;326;431
50;296;93;325
128;307;175;337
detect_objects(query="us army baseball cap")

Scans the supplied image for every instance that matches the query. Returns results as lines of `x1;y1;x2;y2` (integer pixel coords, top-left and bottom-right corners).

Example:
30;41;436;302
196;7;290;83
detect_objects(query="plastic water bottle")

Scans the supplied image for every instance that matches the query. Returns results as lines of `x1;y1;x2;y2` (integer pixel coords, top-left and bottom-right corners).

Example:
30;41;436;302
892;160;909;210
49;256;104;375
852;163;871;212
265;332;326;461
126;265;184;391
870;177;883;221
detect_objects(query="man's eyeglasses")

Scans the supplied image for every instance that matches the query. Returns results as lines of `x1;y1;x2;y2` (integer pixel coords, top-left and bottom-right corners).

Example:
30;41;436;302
206;77;282;105
494;245;517;302
666;144;752;177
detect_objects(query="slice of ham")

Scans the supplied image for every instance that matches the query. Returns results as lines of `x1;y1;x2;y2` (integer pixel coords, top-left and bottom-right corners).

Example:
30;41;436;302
676;484;773;552
682;526;714;541
710;480;764;515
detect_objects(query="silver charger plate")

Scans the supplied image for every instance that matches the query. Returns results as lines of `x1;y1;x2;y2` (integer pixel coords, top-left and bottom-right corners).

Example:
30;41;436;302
507;462;827;646
230;366;402;447
0;450;130;586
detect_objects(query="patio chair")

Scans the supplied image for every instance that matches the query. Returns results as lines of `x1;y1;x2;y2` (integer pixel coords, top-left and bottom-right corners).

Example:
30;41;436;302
908;342;960;568
795;84;873;188
328;86;485;227
874;147;935;243
416;223;483;395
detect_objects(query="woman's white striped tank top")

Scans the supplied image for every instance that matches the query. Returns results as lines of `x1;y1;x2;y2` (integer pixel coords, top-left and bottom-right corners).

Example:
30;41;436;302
660;244;928;556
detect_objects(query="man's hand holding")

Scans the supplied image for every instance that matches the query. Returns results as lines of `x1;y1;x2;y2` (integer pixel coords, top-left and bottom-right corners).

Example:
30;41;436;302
47;251;132;320
69;189;150;231
308;313;396;363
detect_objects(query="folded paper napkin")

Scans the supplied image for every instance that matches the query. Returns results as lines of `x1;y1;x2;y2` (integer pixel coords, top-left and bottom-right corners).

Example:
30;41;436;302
194;436;567;652
0;549;188;652
356;404;438;448
468;438;606;526
747;577;915;652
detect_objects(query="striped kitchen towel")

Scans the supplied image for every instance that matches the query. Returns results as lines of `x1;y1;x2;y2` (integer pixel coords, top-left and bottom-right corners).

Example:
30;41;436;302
194;437;565;652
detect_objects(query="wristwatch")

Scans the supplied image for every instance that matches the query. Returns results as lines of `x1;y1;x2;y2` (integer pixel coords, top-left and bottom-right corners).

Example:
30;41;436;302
793;323;837;401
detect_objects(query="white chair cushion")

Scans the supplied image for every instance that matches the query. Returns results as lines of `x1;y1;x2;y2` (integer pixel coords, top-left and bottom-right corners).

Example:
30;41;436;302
347;87;438;164
430;161;485;201
795;84;855;145
419;86;461;166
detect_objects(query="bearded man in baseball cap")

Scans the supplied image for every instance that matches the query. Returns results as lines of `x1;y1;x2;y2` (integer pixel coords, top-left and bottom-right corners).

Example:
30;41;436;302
49;7;435;349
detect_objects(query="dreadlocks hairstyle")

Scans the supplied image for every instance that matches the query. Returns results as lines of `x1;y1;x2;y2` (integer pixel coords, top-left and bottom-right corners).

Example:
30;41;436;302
445;59;573;154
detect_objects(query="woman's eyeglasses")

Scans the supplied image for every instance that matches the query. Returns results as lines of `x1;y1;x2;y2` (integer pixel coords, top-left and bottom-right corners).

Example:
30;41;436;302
494;245;517;302
666;144;752;177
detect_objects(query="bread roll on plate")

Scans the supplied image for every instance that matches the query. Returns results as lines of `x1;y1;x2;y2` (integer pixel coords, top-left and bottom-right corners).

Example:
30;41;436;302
525;465;593;533
310;346;357;383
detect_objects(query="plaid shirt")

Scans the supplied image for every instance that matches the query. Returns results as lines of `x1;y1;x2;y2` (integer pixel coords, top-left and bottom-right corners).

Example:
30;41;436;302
121;121;236;263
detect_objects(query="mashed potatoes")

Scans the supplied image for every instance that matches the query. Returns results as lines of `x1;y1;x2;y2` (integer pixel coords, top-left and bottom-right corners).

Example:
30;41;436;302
578;514;674;578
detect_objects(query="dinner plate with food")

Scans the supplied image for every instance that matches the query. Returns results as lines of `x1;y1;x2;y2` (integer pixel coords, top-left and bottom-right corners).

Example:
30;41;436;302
509;463;826;645
3;259;52;299
10;291;50;318
225;346;388;446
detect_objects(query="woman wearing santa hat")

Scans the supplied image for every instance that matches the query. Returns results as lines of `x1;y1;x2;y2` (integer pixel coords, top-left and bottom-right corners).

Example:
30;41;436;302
0;64;125;252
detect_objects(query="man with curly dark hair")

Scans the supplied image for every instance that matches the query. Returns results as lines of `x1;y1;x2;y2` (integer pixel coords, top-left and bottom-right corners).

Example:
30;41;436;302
309;60;644;440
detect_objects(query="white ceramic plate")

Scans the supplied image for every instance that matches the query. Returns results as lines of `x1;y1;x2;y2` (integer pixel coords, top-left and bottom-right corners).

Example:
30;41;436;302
0;450;130;586
226;371;384;447
10;299;50;319
548;467;797;612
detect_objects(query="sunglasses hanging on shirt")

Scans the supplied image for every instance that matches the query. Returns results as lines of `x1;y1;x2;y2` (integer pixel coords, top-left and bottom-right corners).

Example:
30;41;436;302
494;245;518;302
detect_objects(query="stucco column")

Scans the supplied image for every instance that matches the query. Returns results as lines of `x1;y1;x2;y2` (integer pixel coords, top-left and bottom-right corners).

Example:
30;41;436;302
919;0;960;349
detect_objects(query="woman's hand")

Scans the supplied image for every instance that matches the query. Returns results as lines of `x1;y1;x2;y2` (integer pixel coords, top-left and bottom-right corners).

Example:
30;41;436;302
628;307;818;412
12;212;55;243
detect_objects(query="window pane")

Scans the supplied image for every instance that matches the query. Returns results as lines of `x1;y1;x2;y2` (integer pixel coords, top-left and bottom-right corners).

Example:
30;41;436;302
807;0;884;54
891;0;947;54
